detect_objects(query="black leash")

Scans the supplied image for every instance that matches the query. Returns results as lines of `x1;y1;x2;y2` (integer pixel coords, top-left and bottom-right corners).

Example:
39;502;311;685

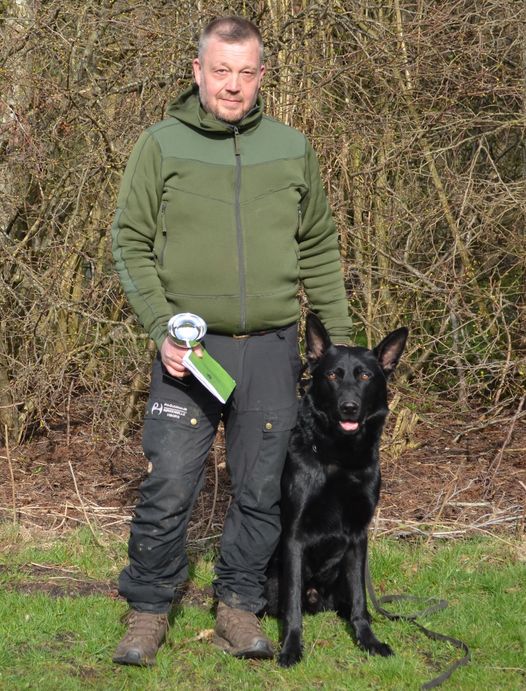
365;556;470;689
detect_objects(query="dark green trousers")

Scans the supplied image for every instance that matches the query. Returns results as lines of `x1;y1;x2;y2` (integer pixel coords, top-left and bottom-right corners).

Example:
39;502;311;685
118;324;300;613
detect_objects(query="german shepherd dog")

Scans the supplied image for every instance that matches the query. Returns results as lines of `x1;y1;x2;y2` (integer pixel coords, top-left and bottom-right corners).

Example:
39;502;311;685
265;313;408;667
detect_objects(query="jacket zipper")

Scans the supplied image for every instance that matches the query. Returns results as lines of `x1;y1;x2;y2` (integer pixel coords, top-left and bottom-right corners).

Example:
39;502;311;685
233;126;246;332
159;201;168;267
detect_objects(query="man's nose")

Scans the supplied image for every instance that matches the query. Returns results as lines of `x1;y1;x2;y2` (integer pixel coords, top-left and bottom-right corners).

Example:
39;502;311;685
225;73;241;92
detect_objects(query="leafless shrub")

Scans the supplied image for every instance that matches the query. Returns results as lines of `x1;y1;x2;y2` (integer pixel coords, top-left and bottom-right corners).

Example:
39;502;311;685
1;0;524;443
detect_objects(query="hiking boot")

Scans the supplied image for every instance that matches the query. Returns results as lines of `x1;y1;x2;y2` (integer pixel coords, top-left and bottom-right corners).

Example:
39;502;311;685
213;601;274;659
113;610;169;666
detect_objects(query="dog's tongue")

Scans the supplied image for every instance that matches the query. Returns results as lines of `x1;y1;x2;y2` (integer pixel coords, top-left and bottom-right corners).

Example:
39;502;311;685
340;420;359;432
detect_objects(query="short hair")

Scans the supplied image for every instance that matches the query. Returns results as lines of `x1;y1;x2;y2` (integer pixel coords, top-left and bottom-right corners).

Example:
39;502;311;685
198;16;264;63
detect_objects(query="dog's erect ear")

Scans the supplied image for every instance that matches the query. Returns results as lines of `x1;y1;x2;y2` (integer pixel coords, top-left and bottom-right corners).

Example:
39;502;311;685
306;313;332;365
373;327;408;376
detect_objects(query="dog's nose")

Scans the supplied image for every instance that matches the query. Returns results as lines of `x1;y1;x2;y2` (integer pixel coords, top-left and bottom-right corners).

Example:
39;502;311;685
340;401;359;416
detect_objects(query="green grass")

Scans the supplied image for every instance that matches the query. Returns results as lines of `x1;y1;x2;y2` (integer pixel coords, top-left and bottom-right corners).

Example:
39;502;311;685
0;527;524;690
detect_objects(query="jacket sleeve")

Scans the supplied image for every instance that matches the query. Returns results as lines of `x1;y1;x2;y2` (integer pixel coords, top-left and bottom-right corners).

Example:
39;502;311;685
111;131;172;350
298;140;353;343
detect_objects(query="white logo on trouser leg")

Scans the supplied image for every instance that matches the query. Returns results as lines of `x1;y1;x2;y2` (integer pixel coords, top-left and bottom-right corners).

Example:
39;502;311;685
151;402;164;415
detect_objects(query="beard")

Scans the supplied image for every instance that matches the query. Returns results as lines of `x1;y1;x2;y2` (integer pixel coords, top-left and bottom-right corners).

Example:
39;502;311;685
199;88;257;124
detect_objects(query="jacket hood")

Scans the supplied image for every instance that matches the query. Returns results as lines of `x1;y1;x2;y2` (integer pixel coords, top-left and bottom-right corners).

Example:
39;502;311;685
166;84;263;133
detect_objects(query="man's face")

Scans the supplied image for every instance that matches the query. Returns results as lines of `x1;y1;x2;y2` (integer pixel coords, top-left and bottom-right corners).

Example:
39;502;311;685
192;35;265;124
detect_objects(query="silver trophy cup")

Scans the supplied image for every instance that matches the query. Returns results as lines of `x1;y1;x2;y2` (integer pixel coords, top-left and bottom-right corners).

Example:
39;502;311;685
167;313;207;348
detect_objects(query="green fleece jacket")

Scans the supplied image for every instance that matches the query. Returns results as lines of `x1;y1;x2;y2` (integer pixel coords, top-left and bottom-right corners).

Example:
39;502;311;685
112;86;352;349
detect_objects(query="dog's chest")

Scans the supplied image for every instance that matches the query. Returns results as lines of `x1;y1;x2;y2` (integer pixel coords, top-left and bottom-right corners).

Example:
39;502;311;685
300;467;376;535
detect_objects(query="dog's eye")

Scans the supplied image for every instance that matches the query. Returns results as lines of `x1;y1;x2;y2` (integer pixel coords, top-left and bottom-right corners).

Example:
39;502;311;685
326;371;337;381
359;371;371;381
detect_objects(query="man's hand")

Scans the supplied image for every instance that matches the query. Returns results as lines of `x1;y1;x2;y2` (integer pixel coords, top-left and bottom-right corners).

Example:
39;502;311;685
160;337;203;378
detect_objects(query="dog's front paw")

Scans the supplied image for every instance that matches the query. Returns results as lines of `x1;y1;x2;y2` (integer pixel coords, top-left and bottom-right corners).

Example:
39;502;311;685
278;646;303;668
365;640;394;657
278;631;303;668
356;628;394;657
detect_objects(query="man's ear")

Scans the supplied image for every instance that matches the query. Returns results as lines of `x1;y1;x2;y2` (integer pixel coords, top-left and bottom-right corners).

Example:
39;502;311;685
373;327;408;376
192;58;202;85
305;313;332;366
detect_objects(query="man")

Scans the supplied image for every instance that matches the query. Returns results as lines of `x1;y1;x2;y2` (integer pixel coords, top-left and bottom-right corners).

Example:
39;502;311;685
112;16;352;666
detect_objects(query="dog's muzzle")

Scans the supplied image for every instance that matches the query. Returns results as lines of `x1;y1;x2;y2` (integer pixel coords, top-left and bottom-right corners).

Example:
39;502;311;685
338;401;360;432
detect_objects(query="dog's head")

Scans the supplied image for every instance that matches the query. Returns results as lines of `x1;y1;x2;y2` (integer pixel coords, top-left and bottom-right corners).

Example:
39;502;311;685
305;313;408;437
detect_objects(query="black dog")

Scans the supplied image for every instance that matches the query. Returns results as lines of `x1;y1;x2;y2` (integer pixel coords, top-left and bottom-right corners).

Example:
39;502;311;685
265;313;408;667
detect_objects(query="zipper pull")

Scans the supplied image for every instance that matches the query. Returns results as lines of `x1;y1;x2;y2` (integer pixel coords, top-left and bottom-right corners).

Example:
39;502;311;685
161;201;167;235
233;126;240;156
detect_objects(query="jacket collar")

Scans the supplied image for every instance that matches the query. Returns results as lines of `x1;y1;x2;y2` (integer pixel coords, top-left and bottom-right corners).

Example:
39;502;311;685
167;84;263;134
